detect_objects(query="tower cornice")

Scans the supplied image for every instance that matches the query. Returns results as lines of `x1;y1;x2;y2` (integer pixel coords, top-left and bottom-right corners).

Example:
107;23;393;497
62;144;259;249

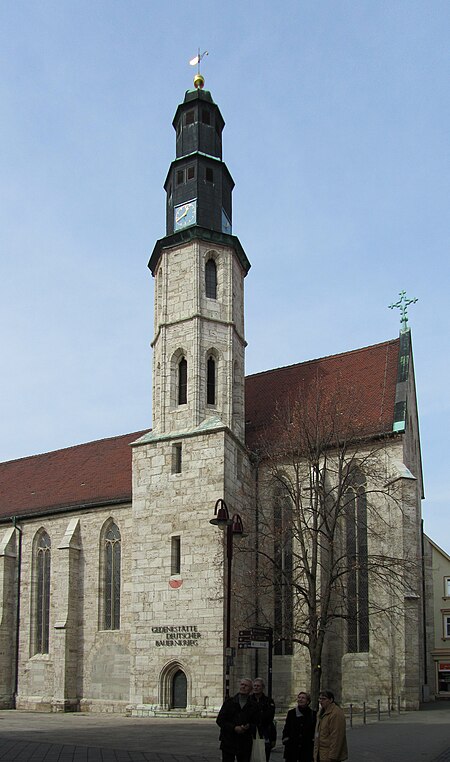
148;226;251;277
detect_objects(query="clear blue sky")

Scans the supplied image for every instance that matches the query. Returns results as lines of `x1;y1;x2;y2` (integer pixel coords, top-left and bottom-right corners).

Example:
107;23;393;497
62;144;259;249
0;1;448;548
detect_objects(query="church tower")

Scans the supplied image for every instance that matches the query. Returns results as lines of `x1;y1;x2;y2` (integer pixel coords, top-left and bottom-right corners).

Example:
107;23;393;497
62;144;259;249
130;76;252;713
148;79;250;441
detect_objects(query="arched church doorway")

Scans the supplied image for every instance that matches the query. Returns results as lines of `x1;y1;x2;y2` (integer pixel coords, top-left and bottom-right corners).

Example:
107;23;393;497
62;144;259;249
172;669;187;708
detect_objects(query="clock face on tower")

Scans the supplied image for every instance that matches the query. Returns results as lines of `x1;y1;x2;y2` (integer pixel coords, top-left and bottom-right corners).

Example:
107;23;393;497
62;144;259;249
174;200;197;231
221;208;232;235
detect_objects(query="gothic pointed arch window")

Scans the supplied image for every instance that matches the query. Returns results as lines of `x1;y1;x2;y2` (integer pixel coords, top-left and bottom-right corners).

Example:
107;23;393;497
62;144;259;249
205;258;217;299
33;530;51;654
102;522;121;630
273;480;293;655
207;355;216;405
178;357;187;405
345;472;369;653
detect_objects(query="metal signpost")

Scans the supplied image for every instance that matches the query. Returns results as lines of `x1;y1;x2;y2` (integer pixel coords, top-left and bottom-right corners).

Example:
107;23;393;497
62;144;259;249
238;627;273;697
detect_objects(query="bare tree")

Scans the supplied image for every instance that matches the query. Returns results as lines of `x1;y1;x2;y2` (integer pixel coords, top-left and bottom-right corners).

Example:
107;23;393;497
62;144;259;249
245;376;418;707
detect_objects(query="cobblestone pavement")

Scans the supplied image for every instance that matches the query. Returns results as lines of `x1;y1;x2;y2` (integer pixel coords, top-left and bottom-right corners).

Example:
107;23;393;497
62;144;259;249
0;705;448;762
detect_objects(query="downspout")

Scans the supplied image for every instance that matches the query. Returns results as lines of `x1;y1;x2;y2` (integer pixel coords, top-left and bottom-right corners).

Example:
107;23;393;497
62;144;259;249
254;455;260;677
11;516;22;710
420;520;428;692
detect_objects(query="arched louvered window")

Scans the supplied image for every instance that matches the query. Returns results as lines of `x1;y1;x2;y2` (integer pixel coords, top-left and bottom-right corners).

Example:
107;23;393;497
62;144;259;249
34;531;51;654
205;259;217;299
178;357;187;405
207;356;216;405
345;482;369;653
104;523;121;630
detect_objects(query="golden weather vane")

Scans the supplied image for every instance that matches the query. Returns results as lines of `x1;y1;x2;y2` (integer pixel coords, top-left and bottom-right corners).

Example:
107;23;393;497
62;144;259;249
189;48;208;89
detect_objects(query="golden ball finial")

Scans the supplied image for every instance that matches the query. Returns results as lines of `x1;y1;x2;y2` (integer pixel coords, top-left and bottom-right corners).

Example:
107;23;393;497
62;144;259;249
193;73;205;90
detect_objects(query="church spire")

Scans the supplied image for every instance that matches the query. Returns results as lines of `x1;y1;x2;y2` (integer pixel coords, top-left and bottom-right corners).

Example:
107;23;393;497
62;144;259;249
162;81;234;238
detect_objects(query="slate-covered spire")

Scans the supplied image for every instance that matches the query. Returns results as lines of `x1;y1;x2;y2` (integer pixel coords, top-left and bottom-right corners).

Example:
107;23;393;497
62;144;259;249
163;76;234;237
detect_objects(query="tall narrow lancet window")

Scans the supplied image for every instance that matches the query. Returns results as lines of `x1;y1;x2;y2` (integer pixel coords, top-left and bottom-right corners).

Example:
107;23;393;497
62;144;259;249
345;481;369;652
205;259;217;299
104;523;121;630
34;531;51;654
178;357;187;405
273;483;293;655
207;356;216;405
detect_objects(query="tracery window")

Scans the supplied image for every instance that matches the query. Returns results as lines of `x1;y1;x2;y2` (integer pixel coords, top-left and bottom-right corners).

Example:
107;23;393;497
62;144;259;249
345;481;369;652
178;357;187;405
273;482;293;655
205;259;217;299
104;523;121;630
34;531;51;654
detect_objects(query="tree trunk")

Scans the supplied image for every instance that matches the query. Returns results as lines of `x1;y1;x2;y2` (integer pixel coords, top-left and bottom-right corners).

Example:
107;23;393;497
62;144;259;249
310;653;322;709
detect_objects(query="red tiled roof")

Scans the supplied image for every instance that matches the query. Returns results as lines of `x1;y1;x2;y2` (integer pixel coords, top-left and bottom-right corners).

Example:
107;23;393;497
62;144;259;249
0;339;400;521
245;339;400;452
0;431;148;521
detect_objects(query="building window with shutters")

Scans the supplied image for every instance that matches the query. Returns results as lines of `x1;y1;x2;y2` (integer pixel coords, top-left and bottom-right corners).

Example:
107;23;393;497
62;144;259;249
444;577;450;598
32;530;51;654
443;612;450;639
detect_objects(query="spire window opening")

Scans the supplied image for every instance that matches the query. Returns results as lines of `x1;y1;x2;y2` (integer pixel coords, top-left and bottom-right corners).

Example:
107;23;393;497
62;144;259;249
205;167;214;183
201;109;211;125
178;357;187;405
205;259;217;299
176;169;184;186
185;110;195;126
207;356;216;406
187;165;195;181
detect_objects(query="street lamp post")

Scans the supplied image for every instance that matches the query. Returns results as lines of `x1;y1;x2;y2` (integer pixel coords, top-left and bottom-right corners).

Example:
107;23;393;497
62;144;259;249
210;498;244;699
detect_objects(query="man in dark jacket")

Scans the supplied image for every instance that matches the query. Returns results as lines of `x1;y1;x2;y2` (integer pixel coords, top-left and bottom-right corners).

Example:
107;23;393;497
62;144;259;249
250;678;276;761
282;691;316;762
217;678;258;762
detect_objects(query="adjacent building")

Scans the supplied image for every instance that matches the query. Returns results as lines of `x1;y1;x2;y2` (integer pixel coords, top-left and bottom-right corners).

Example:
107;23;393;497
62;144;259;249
424;536;450;699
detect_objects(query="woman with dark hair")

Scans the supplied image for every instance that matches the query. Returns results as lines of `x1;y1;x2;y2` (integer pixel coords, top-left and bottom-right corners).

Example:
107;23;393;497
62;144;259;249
282;691;316;762
313;690;348;762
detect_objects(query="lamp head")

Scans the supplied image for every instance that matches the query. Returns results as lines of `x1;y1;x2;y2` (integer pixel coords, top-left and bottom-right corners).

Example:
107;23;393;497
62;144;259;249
210;498;232;530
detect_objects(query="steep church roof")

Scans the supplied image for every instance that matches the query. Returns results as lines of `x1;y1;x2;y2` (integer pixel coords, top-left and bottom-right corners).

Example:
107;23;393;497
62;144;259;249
245;338;401;452
0;339;401;521
0;431;146;521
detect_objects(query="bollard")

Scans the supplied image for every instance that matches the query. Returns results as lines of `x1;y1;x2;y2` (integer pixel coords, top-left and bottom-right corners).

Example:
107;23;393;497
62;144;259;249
363;701;366;724
397;695;401;714
377;698;380;721
388;696;391;716
349;703;353;728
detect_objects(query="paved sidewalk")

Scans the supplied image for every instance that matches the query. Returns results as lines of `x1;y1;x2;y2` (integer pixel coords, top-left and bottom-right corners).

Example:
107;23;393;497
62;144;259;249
0;704;448;762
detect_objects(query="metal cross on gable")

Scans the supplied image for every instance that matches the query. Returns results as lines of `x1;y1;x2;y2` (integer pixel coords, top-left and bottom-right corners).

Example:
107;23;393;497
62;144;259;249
388;290;418;332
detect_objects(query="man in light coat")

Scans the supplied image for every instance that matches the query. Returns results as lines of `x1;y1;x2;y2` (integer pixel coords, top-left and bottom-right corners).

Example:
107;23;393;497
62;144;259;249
313;690;348;762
